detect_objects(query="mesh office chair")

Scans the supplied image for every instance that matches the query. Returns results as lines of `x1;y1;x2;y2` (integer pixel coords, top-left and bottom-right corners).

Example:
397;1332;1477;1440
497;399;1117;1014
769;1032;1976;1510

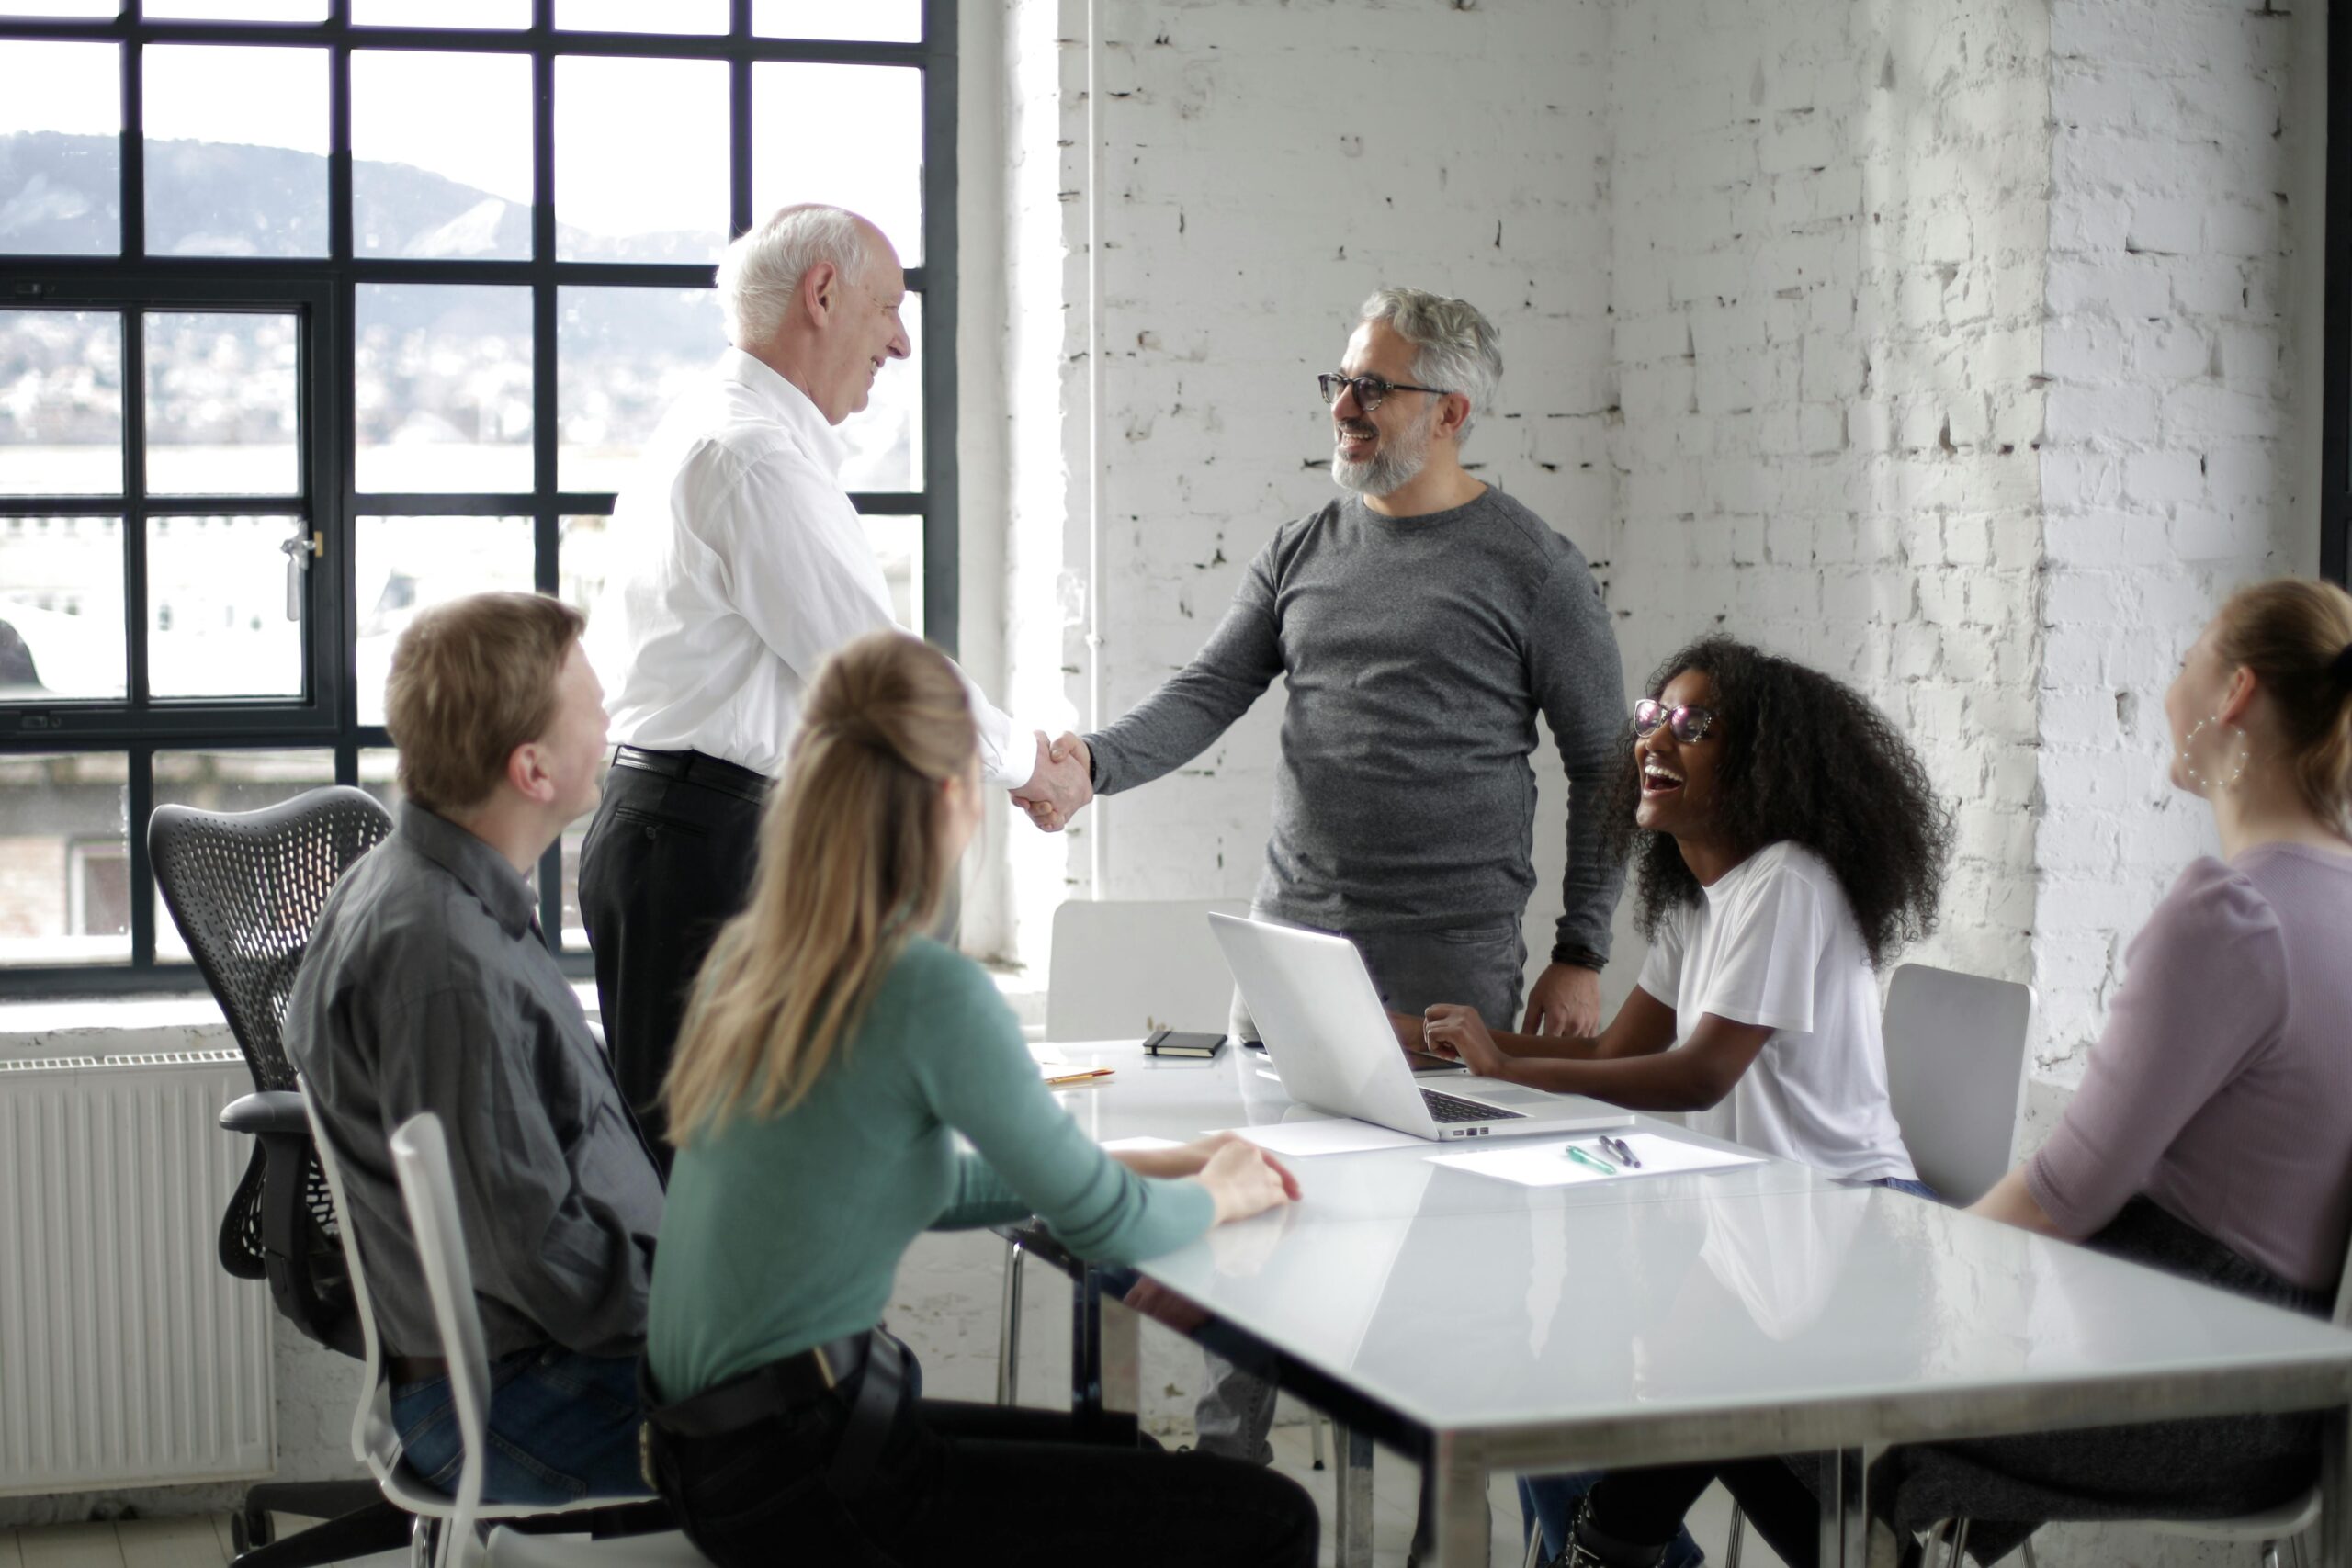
149;785;406;1565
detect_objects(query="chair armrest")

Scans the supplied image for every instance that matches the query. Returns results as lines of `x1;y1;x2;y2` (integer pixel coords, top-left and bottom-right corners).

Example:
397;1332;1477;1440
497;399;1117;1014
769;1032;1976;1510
220;1089;311;1138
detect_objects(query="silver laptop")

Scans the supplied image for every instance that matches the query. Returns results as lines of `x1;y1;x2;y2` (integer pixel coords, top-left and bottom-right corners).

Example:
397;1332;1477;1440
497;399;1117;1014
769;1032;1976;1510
1209;913;1635;1142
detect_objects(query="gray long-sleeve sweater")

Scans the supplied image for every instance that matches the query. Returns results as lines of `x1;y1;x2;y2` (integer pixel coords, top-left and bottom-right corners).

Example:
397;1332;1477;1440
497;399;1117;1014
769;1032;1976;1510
1084;487;1628;964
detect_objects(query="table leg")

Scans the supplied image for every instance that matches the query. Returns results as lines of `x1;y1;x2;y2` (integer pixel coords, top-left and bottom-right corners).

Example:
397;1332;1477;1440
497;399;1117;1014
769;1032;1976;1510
1334;1424;1375;1568
2321;1404;2350;1568
1101;1292;1140;1418
1816;1447;1866;1567
1069;1265;1105;1438
1430;1431;1487;1568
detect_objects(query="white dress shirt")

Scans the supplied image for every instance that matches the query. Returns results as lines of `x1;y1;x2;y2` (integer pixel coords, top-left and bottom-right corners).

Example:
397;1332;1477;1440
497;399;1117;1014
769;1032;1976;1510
588;348;1036;788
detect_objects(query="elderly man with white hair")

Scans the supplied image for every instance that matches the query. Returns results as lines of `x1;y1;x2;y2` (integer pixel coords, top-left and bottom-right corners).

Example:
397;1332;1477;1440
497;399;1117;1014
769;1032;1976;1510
1035;288;1628;1508
581;204;1085;1156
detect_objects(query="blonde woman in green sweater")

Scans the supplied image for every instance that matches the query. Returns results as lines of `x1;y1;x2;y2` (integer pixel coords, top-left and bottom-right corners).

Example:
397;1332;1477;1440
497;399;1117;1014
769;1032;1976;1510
641;629;1316;1567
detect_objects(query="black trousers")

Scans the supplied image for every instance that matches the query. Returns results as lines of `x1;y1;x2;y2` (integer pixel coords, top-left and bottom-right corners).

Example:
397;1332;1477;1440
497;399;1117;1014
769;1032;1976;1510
650;1354;1319;1567
576;758;765;1162
1585;1457;1823;1567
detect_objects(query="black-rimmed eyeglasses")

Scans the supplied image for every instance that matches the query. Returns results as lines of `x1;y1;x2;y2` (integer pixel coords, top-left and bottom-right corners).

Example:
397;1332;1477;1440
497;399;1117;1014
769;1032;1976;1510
1318;371;1453;412
1634;698;1718;743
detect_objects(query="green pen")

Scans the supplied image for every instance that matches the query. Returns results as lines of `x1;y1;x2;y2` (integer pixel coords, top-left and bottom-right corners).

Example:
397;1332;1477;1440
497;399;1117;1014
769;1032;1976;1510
1563;1144;1619;1176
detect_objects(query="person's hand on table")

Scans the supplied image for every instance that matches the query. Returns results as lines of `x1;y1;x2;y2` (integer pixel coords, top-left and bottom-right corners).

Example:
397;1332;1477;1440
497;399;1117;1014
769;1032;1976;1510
1111;1132;1300;1201
1422;1003;1509;1077
1121;1276;1209;1333
1522;962;1601;1037
1196;1138;1297;1223
1012;731;1093;833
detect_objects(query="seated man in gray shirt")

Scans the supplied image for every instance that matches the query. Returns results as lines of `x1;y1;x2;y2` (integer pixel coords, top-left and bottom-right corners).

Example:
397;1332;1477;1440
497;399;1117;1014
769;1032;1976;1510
1029;289;1629;1473
288;591;662;1504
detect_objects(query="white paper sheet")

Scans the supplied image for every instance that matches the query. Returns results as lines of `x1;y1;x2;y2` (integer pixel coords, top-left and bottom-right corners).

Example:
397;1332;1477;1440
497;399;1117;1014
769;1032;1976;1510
1101;1135;1184;1153
1426;1132;1765;1188
1216;1119;1428;1157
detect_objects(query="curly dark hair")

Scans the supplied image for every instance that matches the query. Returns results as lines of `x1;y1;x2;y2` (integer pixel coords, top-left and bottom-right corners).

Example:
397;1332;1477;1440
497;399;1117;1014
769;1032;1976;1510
1606;636;1955;968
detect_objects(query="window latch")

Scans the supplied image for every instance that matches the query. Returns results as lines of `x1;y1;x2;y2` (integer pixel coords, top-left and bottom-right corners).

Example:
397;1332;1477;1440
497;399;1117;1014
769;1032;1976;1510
279;529;322;621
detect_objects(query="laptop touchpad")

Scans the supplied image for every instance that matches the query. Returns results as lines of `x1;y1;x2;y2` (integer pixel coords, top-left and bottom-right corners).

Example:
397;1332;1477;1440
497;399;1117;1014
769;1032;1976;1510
1464;1081;1557;1107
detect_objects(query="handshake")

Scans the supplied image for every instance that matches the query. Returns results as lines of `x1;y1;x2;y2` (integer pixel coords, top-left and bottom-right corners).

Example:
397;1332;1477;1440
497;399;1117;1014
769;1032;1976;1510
1011;731;1093;833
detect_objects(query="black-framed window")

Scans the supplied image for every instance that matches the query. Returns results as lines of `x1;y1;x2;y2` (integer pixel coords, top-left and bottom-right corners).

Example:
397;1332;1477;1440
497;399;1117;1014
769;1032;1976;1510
0;0;958;995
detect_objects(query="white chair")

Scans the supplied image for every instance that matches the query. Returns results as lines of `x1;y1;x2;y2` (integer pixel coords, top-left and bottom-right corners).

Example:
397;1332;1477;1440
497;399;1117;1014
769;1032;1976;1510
1709;964;2037;1568
997;897;1248;1404
300;1090;669;1567
383;1112;711;1568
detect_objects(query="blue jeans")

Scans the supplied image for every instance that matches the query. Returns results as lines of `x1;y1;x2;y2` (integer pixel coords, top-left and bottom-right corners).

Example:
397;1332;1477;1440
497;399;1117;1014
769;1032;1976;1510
1521;1471;1705;1568
390;1345;650;1505
1871;1176;1939;1200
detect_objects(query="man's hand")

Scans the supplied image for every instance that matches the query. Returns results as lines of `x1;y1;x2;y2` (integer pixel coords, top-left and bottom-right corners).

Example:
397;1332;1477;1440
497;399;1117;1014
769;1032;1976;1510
1011;730;1092;832
1421;1003;1509;1077
1522;963;1601;1037
1388;1010;1428;1055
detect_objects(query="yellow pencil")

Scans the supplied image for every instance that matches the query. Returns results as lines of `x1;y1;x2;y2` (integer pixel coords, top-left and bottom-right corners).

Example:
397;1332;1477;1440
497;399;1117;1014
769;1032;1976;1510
1045;1067;1115;1087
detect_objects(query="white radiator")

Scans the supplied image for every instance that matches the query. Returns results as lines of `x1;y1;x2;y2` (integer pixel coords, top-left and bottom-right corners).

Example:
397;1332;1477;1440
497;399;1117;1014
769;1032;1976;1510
0;1050;275;1495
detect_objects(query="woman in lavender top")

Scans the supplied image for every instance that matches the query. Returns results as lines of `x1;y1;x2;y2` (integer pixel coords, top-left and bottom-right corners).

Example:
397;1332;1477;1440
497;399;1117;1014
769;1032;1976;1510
1867;577;2352;1568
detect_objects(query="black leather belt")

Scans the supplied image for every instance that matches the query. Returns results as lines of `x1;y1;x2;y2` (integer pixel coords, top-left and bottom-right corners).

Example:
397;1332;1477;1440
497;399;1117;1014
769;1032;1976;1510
641;1328;906;1492
609;746;769;806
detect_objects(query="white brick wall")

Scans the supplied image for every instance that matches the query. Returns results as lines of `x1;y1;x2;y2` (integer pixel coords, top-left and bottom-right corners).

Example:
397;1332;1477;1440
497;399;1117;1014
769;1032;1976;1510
2030;0;2324;1069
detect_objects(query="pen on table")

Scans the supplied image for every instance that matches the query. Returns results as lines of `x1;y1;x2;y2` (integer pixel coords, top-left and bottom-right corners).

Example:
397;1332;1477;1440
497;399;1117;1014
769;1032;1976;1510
1046;1067;1115;1087
1600;1134;1641;1168
1563;1144;1618;1176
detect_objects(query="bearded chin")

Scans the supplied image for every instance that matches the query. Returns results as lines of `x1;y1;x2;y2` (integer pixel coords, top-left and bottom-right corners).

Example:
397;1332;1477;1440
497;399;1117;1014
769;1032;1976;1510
1332;438;1429;497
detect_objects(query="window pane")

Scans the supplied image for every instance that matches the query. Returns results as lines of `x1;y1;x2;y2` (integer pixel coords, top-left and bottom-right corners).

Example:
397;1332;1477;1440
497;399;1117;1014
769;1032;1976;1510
353;0;527;26
147;513;304;698
558;511;606;615
144;46;329;258
862;512;922;637
840;289;920;491
557;0;725;31
555;56;727;264
152;748;334;962
145;1;327;17
756;0;919;41
752;62;922;265
144;312;300;497
0;40;119;255
355;513;532;724
353;51;532;262
356;284;533;493
0;310;123;497
0;514;126;700
0;751;130;967
558;288;720;493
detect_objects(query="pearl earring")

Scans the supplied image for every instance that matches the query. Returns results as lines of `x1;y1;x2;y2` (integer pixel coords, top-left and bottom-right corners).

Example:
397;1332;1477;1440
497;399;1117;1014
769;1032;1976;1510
2178;716;2248;793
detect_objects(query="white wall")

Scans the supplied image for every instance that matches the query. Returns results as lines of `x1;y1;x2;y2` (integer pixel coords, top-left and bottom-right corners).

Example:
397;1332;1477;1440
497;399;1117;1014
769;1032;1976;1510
2029;0;2325;1076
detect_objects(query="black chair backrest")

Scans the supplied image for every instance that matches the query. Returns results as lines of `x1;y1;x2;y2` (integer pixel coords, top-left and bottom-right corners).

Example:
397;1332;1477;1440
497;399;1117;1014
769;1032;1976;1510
150;785;392;1091
150;785;391;1337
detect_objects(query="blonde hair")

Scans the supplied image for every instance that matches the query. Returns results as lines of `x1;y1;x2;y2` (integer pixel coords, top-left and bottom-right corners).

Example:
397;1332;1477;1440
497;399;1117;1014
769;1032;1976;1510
384;592;584;815
664;631;977;1142
2211;577;2352;829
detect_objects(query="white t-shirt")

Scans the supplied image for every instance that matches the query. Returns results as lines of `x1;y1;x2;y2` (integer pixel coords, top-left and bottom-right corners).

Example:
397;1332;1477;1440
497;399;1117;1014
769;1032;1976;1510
1634;841;1916;1183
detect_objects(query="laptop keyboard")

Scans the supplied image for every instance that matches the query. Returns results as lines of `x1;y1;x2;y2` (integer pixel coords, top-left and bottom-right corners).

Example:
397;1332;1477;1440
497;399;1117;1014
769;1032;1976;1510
1421;1088;1525;1123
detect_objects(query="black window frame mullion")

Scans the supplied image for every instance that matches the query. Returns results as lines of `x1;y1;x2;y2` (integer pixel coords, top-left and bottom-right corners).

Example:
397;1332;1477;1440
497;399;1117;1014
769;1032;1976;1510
2324;0;2350;586
919;0;957;655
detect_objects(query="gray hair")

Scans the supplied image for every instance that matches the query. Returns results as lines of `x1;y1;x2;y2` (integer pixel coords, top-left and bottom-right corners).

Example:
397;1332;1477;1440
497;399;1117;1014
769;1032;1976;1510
717;204;873;348
1357;288;1504;443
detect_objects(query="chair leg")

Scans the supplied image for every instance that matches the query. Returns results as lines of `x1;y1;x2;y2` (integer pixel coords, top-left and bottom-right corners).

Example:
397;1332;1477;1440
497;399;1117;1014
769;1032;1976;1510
996;1237;1025;1406
2018;1536;2039;1568
1522;1517;1545;1568
2262;1541;2281;1568
1311;1416;1327;1471
1947;1518;1971;1568
1724;1506;1747;1568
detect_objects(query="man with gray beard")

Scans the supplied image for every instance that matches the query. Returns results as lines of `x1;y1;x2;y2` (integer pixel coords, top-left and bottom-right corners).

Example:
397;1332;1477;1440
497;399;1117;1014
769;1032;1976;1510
1027;289;1627;1487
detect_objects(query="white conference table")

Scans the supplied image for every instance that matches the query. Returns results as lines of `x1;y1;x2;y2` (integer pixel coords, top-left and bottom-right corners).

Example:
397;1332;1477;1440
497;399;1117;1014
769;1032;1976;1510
1019;1040;2352;1568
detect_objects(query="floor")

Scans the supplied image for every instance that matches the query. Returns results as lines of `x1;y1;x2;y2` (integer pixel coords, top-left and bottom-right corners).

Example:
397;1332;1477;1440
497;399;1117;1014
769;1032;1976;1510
0;1427;1786;1568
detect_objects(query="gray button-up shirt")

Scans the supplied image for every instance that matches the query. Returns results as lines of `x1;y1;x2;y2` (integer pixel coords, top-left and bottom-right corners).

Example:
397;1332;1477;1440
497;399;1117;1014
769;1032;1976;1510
288;801;663;1361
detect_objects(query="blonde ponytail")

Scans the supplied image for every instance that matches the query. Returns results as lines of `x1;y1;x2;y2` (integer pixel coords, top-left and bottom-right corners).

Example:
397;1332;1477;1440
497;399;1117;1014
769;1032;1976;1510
2211;578;2352;830
663;631;977;1142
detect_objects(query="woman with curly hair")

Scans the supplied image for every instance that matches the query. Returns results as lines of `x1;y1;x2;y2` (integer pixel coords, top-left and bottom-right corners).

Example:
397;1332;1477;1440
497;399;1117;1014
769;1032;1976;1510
1419;634;1951;1187
1412;636;1953;1568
